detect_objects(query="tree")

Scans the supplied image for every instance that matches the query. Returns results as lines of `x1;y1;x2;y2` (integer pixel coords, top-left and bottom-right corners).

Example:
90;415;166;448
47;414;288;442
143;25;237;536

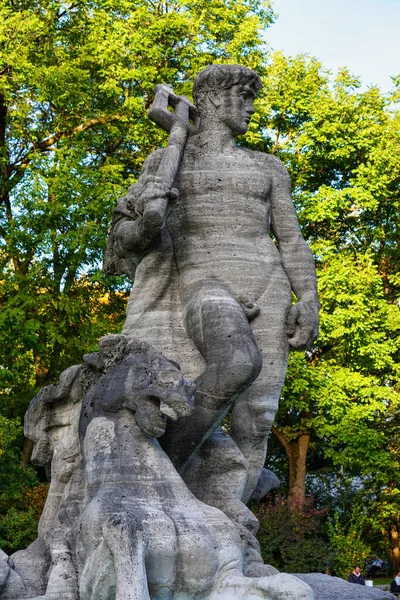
246;52;400;565
272;248;400;502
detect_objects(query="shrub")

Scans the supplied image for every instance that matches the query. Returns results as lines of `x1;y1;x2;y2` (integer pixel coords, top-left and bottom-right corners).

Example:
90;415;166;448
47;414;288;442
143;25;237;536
254;496;330;573
0;416;47;554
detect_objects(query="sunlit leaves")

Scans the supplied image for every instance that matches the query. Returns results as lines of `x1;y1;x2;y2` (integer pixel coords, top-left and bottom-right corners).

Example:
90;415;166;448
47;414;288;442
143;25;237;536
258;54;400;547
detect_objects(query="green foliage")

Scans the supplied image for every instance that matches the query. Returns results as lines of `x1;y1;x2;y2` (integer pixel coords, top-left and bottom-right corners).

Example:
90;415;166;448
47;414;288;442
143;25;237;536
254;496;329;573
329;479;400;575
0;416;43;553
328;511;372;579
279;249;400;483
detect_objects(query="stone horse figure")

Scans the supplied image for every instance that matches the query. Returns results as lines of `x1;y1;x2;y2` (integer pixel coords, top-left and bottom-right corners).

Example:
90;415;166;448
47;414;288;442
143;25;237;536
75;337;313;600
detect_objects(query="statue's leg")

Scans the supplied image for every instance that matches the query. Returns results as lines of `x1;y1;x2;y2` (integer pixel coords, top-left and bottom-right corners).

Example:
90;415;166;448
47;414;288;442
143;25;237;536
79;511;150;600
41;538;78;600
101;513;150;600
161;281;262;471
79;540;116;600
230;283;291;504
182;428;278;577
182;428;250;521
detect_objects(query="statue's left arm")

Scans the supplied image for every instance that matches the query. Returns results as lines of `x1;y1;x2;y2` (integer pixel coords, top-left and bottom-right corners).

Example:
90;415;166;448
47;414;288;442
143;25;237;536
268;155;320;350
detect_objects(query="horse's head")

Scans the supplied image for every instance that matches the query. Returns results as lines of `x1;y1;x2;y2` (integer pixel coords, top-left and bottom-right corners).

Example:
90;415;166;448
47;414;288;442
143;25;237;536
91;335;196;437
25;364;83;466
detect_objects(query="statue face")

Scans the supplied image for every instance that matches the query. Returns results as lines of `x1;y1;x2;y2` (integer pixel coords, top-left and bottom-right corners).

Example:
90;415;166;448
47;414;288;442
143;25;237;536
215;83;255;136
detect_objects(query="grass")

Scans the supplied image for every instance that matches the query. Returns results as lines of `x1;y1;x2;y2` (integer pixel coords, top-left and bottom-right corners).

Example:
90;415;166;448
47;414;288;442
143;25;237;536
372;577;392;585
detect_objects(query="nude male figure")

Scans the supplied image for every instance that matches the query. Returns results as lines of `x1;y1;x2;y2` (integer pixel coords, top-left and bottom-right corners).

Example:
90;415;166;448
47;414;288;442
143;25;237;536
110;64;319;503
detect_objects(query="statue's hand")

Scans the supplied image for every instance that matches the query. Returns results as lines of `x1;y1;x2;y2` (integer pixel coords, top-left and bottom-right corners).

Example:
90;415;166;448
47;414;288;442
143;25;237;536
135;175;179;236
286;298;319;350
136;175;179;214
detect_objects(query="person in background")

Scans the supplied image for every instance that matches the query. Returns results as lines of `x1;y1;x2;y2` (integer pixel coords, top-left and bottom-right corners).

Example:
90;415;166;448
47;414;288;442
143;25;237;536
390;571;400;594
348;566;365;585
367;555;383;578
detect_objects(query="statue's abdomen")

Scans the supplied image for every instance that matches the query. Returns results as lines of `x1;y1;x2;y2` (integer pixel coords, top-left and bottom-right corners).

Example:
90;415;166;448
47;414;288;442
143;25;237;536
169;167;285;300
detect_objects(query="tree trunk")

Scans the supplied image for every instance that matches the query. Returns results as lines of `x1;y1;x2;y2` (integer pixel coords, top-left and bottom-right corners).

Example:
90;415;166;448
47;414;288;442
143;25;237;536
391;524;400;572
35;364;49;387
287;432;310;502
0;91;9;207
272;426;311;504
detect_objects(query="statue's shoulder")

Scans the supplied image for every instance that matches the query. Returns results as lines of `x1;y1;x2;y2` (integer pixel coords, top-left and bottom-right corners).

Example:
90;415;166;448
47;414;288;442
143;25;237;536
251;152;291;187
250;150;289;176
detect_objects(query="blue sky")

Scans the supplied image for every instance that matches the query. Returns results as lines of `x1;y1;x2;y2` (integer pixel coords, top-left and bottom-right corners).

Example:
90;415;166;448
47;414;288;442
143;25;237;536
265;0;400;92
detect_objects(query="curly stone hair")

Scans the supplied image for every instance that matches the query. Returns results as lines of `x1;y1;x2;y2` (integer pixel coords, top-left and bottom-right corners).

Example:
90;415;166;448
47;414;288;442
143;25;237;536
193;64;262;114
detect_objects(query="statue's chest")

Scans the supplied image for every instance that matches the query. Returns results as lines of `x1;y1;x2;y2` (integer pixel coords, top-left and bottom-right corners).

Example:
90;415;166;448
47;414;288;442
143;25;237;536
177;152;271;203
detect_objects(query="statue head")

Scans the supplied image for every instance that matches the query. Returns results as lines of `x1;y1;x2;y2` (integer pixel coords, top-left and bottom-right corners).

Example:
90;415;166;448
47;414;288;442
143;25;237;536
193;64;261;135
80;336;196;439
25;364;83;467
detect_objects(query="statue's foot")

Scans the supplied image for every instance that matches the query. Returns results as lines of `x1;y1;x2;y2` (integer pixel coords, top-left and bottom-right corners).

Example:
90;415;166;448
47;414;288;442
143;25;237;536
245;562;279;577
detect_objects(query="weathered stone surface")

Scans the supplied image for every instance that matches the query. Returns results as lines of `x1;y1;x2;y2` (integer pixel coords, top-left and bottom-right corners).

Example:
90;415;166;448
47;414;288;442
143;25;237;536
2;335;315;600
76;339;311;600
295;574;396;599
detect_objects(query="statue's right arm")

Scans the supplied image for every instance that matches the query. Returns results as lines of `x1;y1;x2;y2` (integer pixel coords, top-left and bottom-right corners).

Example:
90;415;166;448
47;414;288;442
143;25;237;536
112;149;170;257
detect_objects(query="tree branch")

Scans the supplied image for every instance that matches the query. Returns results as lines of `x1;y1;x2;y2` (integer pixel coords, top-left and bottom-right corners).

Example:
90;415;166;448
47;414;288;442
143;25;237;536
271;425;291;456
64;266;78;293
10;114;124;175
57;2;82;20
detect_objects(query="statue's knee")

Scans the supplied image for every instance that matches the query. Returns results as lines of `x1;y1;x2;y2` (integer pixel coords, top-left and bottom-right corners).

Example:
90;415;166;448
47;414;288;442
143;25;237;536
250;406;275;437
227;346;262;392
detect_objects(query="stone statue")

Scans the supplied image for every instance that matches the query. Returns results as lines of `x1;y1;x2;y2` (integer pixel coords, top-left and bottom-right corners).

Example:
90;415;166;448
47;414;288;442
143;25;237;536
107;63;319;502
0;336;313;600
3;64;392;600
102;62;319;590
